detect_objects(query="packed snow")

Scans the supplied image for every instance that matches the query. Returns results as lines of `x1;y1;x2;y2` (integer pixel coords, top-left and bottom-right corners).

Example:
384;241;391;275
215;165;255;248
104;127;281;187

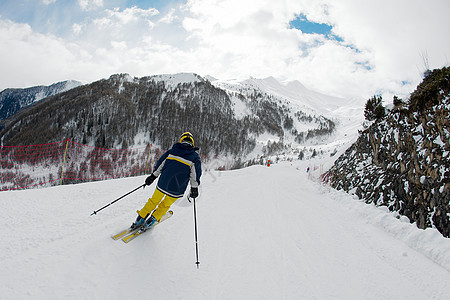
1;160;450;299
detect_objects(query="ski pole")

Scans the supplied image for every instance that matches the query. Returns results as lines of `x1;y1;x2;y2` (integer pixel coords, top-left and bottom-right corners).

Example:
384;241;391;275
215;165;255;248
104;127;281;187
90;184;145;216
192;196;200;269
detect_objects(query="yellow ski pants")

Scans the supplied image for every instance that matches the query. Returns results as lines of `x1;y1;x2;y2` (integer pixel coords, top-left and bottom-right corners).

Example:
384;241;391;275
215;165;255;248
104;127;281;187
137;188;178;221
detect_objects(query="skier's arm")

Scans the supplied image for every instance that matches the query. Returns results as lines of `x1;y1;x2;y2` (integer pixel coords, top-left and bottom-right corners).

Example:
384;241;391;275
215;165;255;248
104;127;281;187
188;155;202;198
144;150;170;185
152;150;170;177
189;155;202;188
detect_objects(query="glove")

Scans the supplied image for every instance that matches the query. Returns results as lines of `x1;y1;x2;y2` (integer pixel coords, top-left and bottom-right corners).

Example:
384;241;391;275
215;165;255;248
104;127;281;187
190;187;199;199
145;174;157;186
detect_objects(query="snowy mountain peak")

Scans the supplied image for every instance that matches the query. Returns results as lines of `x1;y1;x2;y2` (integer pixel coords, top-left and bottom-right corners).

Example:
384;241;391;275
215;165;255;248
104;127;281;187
212;75;356;115
284;79;308;93
109;73;206;89
204;75;218;82
148;73;206;89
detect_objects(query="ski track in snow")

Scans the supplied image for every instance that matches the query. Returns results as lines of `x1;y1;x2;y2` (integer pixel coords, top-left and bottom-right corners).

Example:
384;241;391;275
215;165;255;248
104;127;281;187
1;161;450;299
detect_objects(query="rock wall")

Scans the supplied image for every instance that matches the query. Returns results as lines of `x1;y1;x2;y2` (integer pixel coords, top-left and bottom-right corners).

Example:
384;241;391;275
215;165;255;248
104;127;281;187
325;68;450;237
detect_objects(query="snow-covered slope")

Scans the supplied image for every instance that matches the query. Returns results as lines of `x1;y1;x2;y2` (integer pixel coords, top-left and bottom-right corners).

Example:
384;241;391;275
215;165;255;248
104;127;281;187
212;76;365;157
1;160;449;299
212;76;361;115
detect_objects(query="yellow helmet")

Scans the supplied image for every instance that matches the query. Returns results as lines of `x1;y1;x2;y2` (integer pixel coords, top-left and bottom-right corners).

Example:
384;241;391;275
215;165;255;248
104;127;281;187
179;132;194;146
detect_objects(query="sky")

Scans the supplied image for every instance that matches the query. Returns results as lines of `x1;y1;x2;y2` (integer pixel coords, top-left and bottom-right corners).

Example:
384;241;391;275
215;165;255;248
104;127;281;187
0;0;449;100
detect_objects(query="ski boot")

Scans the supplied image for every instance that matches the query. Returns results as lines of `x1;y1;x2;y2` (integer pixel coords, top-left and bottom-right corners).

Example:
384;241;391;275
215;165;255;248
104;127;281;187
140;215;157;232
130;215;146;230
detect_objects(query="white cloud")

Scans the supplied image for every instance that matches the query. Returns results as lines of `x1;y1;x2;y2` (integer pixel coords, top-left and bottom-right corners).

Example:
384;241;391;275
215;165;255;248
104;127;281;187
101;6;159;25
86;6;159;40
72;23;84;36
78;0;103;11
0;17;100;88
66;6;161;56
42;0;57;4
178;0;450;99
158;8;177;24
0;0;449;102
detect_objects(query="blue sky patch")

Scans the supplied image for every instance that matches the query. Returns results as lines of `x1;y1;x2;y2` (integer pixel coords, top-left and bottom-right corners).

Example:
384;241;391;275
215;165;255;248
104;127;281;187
355;61;373;71
290;14;343;42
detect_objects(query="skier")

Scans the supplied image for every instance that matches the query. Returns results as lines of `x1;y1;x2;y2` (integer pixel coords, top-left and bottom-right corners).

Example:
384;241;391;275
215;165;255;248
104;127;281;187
131;132;202;231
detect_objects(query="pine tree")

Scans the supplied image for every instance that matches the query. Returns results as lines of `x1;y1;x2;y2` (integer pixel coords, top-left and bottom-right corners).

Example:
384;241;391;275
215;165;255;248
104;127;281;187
364;95;385;121
393;95;403;107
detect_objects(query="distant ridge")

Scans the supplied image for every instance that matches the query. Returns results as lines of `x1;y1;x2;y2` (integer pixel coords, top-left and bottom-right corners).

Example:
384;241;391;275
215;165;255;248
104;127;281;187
0;80;82;122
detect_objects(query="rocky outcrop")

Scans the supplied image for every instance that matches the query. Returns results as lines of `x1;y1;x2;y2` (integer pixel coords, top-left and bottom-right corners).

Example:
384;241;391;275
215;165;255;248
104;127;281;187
325;67;450;237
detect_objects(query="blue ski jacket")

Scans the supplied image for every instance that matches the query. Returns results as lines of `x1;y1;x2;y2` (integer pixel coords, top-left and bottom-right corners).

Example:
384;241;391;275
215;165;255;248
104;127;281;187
152;142;202;198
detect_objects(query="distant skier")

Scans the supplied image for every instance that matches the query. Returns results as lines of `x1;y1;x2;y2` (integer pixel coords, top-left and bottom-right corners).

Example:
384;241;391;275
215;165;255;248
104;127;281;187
130;132;202;231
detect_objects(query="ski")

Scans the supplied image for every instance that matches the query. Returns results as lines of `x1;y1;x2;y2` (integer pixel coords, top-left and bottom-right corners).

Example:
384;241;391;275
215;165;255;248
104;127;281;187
111;227;139;240
114;210;173;243
122;210;173;243
121;227;149;243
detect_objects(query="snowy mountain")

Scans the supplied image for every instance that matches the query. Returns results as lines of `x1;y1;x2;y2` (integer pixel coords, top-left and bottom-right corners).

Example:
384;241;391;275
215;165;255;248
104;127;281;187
213;76;350;114
0;73;359;167
212;76;363;158
1;161;450;299
0;80;82;124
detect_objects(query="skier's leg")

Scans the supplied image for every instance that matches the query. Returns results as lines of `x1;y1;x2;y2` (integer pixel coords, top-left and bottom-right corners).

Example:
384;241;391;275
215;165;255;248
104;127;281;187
137;188;165;219
152;194;178;221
